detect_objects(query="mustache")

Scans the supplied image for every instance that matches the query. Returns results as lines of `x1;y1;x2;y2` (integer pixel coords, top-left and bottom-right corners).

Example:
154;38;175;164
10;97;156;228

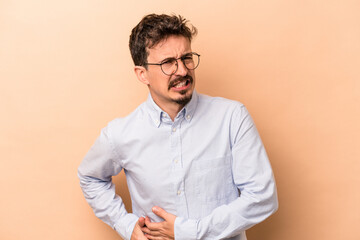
168;75;193;90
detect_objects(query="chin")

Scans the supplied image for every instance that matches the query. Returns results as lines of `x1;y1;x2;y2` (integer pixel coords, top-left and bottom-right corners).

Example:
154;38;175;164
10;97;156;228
173;91;193;105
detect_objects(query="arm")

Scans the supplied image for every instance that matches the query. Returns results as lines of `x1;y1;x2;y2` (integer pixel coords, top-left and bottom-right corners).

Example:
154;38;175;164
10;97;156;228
174;105;278;239
78;125;139;240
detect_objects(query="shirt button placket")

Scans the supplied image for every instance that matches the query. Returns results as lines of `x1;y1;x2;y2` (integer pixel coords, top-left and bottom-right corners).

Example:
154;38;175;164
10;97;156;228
170;121;187;217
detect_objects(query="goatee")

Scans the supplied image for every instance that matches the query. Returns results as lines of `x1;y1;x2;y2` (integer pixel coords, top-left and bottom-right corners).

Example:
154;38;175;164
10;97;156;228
173;92;192;105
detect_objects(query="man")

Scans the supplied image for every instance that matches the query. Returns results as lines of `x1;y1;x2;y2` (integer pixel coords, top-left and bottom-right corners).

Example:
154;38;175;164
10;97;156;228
78;14;278;240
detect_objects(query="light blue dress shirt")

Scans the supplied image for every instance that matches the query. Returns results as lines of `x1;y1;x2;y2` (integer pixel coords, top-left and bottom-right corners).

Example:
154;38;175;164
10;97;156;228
78;91;278;240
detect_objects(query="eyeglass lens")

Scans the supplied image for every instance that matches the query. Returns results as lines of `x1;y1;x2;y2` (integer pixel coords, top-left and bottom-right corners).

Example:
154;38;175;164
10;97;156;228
161;53;200;75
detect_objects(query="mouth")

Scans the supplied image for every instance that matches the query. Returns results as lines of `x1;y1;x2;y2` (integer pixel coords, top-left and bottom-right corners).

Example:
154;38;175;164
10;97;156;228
169;76;193;91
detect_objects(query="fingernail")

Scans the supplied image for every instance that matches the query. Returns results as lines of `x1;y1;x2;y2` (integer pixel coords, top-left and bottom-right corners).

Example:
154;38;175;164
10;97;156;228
152;206;158;212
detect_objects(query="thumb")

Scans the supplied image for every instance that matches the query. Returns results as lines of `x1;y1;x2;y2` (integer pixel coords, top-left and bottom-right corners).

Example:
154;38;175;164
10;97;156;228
138;217;145;227
152;206;168;219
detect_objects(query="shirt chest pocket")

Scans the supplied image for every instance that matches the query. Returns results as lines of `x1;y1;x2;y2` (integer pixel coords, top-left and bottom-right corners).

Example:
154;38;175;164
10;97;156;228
193;155;238;202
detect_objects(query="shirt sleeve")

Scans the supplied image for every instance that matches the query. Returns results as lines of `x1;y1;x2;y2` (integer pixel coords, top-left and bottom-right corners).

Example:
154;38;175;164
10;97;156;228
77;124;138;240
174;104;279;239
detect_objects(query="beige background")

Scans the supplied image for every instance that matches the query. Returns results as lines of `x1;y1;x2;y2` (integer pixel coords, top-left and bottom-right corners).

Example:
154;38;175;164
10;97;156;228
1;0;359;239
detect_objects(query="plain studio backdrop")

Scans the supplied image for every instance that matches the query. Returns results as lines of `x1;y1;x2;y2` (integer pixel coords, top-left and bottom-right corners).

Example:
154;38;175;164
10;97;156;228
1;1;359;239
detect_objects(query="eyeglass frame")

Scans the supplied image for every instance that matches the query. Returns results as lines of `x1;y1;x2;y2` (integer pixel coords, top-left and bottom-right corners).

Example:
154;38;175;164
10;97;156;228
143;52;200;76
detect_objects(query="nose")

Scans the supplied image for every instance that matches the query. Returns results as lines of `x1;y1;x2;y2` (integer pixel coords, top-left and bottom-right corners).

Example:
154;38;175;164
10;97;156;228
175;59;188;76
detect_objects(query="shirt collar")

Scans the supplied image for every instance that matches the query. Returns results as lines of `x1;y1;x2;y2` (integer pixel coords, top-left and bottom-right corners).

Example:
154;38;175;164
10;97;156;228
145;90;199;127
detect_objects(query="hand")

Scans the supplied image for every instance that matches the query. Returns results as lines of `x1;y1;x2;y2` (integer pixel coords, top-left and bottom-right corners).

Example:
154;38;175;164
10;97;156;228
141;206;176;240
131;217;148;240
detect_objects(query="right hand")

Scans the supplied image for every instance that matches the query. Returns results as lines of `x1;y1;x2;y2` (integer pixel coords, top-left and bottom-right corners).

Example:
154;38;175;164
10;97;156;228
131;217;148;240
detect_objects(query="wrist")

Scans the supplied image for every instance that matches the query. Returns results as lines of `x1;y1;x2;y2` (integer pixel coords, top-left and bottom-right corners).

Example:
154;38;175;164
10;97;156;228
114;213;138;240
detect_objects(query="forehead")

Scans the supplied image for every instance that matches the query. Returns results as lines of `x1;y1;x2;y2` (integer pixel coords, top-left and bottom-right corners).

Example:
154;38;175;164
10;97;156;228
147;35;192;61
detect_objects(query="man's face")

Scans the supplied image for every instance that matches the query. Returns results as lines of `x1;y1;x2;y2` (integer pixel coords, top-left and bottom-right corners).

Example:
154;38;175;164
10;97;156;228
144;35;196;108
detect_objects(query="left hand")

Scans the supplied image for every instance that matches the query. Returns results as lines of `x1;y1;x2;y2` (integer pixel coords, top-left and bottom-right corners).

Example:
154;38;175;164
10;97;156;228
131;217;148;240
141;206;176;240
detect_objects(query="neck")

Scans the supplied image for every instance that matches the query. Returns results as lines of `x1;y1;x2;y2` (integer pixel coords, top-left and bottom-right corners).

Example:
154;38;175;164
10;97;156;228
149;91;193;121
157;101;184;121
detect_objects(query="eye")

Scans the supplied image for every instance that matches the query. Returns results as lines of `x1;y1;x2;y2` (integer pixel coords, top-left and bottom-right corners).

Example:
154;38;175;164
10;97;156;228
161;58;176;65
182;54;194;63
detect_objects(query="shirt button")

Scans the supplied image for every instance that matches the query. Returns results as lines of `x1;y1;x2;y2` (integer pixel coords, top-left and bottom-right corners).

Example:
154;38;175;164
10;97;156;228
186;115;191;120
177;190;181;195
174;159;179;163
172;127;177;132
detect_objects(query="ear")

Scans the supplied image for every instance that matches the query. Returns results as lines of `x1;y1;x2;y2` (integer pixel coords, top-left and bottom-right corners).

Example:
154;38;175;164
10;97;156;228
134;66;149;85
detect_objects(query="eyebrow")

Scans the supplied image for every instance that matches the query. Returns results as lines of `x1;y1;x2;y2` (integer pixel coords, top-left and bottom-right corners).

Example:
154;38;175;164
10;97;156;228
160;52;193;63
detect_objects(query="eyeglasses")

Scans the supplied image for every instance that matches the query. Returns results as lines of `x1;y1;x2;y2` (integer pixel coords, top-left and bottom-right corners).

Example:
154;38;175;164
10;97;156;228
144;52;200;76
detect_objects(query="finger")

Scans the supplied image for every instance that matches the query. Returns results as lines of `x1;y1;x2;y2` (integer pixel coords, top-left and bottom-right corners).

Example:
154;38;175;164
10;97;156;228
141;224;162;236
144;216;162;230
144;234;160;240
138;217;146;227
152;206;168;220
142;229;161;237
145;220;162;231
144;216;152;227
141;226;151;234
144;233;168;240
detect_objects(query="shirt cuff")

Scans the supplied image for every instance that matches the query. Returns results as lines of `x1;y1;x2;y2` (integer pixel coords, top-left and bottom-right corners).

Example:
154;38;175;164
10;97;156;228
174;217;198;240
113;213;138;240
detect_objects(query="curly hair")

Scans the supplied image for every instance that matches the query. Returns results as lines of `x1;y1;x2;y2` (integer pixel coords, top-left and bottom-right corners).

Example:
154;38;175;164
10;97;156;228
129;14;197;67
